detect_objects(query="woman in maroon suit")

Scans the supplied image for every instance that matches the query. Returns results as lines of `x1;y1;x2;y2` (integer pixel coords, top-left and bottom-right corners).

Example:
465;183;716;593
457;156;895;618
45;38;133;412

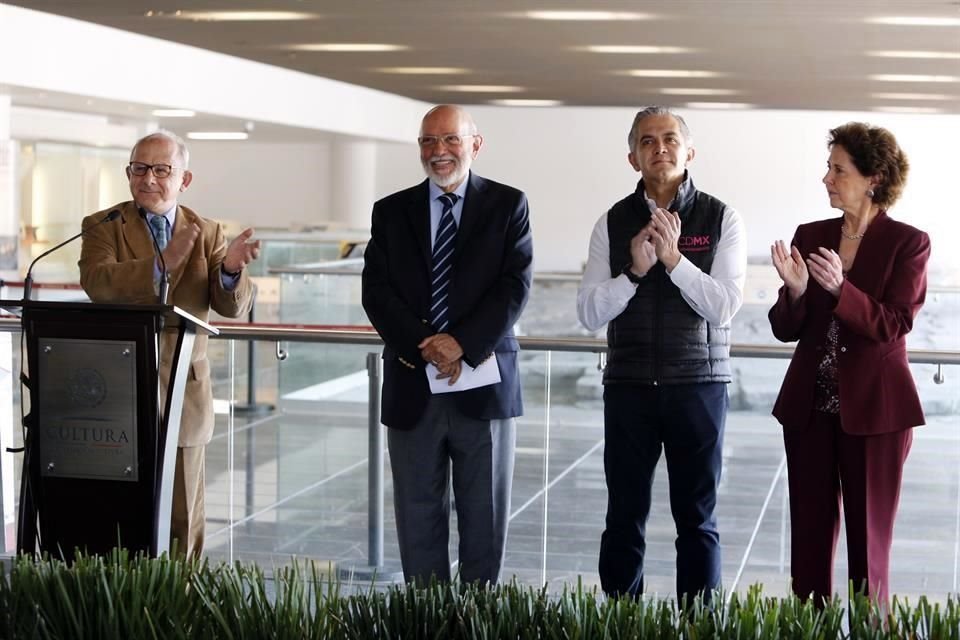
769;122;930;604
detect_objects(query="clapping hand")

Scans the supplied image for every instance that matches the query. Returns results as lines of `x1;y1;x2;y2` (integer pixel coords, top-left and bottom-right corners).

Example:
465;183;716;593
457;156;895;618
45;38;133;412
628;227;658;277
647;208;682;271
806;247;844;298
223;228;261;274
770;240;808;301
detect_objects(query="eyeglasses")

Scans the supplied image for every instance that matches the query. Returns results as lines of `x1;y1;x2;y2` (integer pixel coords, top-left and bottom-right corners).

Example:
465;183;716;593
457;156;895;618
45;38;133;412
417;133;477;148
128;162;182;178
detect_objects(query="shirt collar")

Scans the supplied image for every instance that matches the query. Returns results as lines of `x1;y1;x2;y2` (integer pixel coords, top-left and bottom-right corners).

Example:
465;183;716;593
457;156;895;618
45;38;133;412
639;170;694;212
428;172;470;203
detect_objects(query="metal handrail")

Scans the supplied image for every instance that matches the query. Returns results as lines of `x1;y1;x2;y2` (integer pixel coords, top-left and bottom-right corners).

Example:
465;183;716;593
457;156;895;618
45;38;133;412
3;316;957;365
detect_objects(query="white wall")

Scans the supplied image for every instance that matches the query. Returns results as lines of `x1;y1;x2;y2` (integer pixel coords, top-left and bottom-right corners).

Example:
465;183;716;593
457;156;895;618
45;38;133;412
183;141;333;230
466;106;959;277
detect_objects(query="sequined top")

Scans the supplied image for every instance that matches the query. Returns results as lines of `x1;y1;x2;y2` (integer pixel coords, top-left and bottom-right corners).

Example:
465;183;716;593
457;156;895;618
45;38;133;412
814;316;841;413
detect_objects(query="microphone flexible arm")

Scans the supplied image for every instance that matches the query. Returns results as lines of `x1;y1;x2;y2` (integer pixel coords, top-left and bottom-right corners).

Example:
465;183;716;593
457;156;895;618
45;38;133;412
140;209;170;305
23;209;120;301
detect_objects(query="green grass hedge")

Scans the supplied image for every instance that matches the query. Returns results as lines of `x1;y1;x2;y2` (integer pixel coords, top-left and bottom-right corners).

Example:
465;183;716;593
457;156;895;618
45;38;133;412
0;550;957;639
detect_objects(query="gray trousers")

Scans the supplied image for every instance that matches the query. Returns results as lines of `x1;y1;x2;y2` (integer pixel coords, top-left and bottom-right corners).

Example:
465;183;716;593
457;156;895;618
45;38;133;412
387;394;516;585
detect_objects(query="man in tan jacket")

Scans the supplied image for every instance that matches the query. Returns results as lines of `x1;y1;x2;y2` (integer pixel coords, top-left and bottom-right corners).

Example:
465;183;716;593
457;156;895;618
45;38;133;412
79;130;260;557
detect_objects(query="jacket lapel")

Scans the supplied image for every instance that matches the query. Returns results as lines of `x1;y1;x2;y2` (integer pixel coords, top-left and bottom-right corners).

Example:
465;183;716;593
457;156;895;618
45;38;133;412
119;202;158;260
405;180;433;274
454;171;484;256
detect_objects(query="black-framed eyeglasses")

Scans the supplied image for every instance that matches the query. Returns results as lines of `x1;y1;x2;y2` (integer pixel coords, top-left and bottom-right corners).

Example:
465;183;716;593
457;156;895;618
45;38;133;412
128;162;182;178
417;133;477;148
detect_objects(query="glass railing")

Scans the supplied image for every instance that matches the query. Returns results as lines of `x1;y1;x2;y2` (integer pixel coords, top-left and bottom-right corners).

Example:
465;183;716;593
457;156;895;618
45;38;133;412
2;317;956;602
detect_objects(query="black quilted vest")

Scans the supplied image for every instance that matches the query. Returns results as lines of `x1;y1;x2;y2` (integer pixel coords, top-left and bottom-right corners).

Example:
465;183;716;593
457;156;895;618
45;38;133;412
605;176;732;385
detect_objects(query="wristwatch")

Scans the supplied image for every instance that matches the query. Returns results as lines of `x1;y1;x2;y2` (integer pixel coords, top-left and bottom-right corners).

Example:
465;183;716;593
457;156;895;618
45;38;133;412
222;265;242;278
622;264;644;284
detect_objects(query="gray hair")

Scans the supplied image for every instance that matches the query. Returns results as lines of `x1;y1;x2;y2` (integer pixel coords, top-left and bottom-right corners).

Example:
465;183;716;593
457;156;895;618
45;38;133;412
627;106;692;151
130;129;190;168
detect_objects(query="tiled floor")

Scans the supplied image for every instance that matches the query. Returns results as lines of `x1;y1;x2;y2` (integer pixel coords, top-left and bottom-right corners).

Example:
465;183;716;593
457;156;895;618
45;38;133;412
200;348;960;603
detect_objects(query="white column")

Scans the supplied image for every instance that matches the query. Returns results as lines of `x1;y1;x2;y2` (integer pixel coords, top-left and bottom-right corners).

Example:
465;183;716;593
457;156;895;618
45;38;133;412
329;139;377;230
0;93;13;548
0;95;13;249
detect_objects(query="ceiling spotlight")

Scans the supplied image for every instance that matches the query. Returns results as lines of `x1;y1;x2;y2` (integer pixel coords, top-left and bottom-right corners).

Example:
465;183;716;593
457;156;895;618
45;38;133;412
867;50;960;59
870;92;952;100
375;67;469;74
620;69;723;78
488;99;563;107
186;132;249;140
157;11;316;21
867;16;960;27
436;85;526;93
581;45;694;54
873;106;944;114
522;10;650;20
684;102;755;110
289;43;408;52
869;74;959;82
660;88;739;96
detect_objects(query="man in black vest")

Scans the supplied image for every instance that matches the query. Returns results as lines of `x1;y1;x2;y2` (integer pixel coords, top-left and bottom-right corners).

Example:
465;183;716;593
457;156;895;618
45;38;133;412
577;106;747;604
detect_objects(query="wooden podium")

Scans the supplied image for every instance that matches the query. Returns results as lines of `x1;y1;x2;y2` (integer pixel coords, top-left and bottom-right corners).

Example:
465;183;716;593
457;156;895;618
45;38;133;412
1;300;217;558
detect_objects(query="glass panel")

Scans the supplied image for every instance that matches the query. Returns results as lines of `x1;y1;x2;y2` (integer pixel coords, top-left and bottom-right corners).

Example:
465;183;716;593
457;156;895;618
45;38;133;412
277;274;367;328
205;341;395;573
498;350;548;585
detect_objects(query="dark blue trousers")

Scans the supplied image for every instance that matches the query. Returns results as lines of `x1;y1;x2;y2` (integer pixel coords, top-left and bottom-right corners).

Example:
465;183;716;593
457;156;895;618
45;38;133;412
599;383;727;602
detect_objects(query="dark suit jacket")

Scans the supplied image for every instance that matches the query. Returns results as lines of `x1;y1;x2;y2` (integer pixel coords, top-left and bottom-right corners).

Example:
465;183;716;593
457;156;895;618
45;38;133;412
769;212;930;435
361;172;534;429
79;201;254;446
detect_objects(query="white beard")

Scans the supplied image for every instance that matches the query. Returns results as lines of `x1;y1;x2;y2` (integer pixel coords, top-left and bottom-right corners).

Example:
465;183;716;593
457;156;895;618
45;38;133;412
422;156;469;188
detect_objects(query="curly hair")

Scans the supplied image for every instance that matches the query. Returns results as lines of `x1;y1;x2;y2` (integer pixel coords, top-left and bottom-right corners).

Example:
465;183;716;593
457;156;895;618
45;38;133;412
828;123;909;208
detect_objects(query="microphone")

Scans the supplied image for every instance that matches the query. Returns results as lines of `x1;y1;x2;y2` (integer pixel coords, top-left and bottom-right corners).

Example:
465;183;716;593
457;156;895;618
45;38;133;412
23;209;121;301
139;209;170;305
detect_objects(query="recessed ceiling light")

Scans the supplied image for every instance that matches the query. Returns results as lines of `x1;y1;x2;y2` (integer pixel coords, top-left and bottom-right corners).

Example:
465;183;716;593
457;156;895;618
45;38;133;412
288;43;409;52
873;106;944;114
870;74;959;82
522;10;650;21
435;85;525;93
870;92;952;100
867;16;960;27
151;109;196;117
488;99;562;107
660;88;739;96
685;102;755;110
580;45;693;54
375;67;469;74
154;11;315;21
619;69;723;78
187;132;249;140
867;50;960;59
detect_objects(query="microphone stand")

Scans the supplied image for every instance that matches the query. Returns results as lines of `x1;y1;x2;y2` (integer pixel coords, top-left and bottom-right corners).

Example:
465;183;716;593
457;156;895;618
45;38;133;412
22;209;120;301
140;210;170;305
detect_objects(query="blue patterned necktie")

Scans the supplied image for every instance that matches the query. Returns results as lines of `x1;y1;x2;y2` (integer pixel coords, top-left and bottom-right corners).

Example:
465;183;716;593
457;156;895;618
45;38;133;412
149;215;169;251
429;193;460;332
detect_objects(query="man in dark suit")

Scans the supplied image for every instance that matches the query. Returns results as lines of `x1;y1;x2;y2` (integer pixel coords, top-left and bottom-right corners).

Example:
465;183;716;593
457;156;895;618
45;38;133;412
361;105;533;585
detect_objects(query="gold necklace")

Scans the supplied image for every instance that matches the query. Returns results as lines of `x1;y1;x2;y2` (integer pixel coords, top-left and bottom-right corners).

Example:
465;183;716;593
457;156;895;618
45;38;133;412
841;224;865;241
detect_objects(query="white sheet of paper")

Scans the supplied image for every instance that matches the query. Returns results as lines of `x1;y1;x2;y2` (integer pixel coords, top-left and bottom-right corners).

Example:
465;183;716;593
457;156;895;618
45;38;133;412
426;354;501;394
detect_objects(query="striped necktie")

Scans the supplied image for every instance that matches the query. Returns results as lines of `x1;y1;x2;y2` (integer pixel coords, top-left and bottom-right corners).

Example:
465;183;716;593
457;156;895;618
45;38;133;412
148;215;169;251
429;193;460;332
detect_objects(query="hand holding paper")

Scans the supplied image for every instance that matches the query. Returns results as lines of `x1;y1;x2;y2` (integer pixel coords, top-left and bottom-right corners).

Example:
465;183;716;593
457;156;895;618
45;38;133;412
418;333;464;366
426;355;501;394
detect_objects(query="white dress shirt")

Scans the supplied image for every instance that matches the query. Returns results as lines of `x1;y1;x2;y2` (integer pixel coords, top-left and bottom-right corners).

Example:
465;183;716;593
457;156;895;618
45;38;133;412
576;198;747;332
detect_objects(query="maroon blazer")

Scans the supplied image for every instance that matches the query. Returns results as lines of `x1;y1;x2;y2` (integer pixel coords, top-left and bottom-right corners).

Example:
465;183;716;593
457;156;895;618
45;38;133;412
769;212;930;435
